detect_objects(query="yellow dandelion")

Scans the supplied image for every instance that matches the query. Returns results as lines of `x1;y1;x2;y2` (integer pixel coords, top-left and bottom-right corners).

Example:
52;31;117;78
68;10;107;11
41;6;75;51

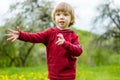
1;75;9;80
37;72;42;79
29;72;34;76
19;74;26;80
81;72;86;77
44;77;50;80
33;76;37;80
10;74;18;79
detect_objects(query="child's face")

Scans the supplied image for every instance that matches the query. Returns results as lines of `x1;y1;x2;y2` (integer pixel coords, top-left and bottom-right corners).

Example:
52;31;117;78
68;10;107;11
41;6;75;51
54;11;71;29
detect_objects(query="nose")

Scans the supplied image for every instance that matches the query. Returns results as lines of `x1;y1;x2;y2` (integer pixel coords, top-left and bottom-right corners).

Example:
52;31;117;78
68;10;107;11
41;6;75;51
59;14;64;19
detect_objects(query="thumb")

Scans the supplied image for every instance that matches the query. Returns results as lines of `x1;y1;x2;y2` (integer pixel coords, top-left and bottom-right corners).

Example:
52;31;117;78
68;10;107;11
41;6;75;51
17;26;21;32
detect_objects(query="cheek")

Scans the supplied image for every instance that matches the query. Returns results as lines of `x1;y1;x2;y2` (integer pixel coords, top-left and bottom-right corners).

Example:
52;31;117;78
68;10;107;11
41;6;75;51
55;16;58;21
67;18;71;23
54;17;57;22
54;18;59;24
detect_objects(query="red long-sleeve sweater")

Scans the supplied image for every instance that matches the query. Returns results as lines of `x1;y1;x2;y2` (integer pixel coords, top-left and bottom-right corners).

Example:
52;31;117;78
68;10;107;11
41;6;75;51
18;27;83;80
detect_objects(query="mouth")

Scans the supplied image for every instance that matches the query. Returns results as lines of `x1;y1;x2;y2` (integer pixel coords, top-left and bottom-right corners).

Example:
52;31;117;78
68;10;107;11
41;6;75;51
59;21;65;24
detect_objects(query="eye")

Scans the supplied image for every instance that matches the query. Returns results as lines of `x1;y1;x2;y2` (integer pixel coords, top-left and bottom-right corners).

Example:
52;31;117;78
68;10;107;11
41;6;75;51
64;13;69;16
56;13;60;16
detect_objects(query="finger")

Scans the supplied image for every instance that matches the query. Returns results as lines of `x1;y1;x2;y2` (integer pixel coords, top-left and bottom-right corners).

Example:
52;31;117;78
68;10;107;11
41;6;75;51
56;38;60;43
57;41;63;45
57;42;61;45
11;37;17;42
4;34;13;37
55;40;59;45
56;41;61;45
56;39;60;45
56;39;62;45
7;36;15;41
8;28;16;33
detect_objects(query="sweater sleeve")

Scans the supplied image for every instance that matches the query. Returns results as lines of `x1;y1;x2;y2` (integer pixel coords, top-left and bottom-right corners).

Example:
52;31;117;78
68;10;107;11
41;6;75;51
62;34;83;57
18;28;50;45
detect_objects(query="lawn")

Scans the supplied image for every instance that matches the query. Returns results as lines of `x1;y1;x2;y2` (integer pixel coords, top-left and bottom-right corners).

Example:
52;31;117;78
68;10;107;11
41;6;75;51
0;64;119;80
76;65;120;80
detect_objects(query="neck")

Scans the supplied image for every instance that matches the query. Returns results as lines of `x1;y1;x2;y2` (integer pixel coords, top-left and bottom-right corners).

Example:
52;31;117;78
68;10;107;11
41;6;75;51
57;26;69;30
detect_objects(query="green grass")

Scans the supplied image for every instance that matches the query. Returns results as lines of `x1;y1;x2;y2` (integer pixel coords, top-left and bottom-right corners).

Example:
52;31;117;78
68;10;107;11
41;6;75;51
0;65;119;80
76;65;120;80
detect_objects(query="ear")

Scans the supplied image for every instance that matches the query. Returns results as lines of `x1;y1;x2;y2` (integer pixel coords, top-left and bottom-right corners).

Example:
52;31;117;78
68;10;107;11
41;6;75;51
70;19;74;23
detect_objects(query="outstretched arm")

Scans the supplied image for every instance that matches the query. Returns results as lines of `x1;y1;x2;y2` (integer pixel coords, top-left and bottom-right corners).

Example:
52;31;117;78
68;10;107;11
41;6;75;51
5;27;20;42
5;27;50;44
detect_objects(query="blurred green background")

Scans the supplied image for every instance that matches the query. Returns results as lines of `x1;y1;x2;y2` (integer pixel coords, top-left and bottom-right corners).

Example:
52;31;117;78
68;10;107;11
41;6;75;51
0;0;120;80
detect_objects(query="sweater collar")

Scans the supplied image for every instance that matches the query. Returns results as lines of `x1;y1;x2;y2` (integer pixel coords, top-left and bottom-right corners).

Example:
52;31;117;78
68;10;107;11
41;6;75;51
55;27;73;33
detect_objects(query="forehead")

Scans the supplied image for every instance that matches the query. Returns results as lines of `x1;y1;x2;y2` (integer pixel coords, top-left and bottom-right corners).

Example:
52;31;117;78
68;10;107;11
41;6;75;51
55;11;70;14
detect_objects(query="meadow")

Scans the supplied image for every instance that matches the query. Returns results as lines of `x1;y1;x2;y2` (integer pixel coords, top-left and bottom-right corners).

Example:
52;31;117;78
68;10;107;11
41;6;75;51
0;64;119;80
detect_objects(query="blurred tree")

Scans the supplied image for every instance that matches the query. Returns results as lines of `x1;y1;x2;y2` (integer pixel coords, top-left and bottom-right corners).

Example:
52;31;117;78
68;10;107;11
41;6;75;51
0;0;54;67
93;0;120;54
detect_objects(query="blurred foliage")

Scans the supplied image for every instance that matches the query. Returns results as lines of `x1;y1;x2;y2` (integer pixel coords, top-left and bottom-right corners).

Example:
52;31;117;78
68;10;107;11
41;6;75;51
0;0;54;67
73;27;120;66
93;0;120;54
88;0;120;66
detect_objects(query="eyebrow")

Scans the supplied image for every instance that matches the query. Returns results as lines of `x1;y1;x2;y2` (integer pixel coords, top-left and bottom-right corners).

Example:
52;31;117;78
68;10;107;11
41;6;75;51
56;11;69;14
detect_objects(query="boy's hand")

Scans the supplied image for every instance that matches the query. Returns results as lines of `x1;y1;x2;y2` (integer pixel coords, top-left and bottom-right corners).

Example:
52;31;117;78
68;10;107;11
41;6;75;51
56;33;65;45
5;27;20;42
